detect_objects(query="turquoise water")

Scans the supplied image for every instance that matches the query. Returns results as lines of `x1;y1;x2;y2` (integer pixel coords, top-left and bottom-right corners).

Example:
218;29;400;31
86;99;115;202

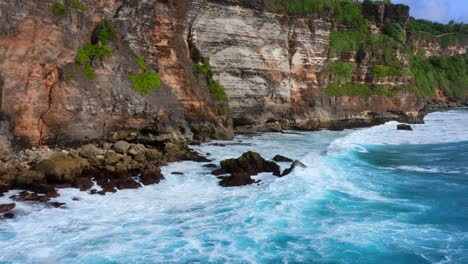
0;110;467;263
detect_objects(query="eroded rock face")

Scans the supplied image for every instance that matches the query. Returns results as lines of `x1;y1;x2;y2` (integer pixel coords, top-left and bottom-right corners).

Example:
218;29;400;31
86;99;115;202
0;0;231;150
186;0;426;130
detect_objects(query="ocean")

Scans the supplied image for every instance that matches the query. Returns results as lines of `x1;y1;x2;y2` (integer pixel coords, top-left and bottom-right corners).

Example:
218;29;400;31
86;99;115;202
1;109;467;263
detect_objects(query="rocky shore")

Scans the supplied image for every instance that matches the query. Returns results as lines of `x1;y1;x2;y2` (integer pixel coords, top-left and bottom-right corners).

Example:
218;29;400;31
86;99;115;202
0;139;214;219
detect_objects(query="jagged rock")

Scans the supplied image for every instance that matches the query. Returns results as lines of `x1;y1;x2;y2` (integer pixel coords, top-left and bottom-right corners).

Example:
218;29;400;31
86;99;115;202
0;203;15;213
214;151;281;187
35;153;89;184
397;124;413;131
273;155;293;162
281;160;307;177
144;149;163;162
171;172;185;175
113;141;131;154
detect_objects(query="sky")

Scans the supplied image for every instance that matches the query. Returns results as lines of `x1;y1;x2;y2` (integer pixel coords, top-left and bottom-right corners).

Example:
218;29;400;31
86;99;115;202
392;0;468;24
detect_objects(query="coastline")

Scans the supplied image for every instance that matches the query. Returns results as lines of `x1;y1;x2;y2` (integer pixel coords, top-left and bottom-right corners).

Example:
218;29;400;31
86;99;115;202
1;99;467;219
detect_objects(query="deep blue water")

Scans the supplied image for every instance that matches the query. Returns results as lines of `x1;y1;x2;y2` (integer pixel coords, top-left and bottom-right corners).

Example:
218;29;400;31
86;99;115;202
0;109;467;263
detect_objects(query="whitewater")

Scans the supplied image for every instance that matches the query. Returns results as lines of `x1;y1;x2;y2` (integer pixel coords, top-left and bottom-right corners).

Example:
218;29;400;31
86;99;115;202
1;109;467;263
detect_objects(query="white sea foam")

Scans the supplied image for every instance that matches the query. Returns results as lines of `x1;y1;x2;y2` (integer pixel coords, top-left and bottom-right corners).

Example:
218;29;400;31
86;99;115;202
0;110;467;263
329;109;468;154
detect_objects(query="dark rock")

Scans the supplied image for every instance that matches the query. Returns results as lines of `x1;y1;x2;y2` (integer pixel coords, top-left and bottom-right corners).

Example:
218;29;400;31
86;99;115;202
0;184;9;196
12;191;50;203
171;172;185;175
273;155;293;162
0;203;15;213
72;197;81;201
219;173;255;187
49;202;66;208
203;163;218;168
74;177;94;191
140;166;164;186
211;168;227;176
220;151;281;177
397;124;413;131
116;179;141;190
30;184;59;198
90;189;97;195
215;151;281;187
3;212;15;219
281;160;306;177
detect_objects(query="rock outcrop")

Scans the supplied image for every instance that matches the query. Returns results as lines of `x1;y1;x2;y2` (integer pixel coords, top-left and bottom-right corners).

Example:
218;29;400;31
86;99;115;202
213;151;281;187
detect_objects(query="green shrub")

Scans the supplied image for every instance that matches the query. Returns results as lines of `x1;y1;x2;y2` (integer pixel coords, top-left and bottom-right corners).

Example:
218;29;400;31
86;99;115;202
372;65;401;77
330;0;368;31
96;20;117;45
130;72;161;96
195;58;211;74
331;61;356;84
69;0;87;11
383;23;406;43
409;53;468;97
209;80;228;101
267;0;329;15
75;44;113;65
326;83;373;97
329;30;367;55
52;3;67;16
372;84;399;97
136;56;148;71
83;64;95;80
366;34;401;68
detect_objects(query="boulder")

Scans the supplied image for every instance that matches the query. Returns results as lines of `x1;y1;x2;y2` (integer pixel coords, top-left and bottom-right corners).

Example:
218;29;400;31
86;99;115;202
281;160;306;176
203;163;218;168
0;203;15;213
219;173;255;187
113;141;131;154
35;153;89;184
273;155;293;162
3;213;15;219
104;151;121;165
116;179;141;190
79;144;103;159
397;124;413;131
214;151;281;187
140;166;164;185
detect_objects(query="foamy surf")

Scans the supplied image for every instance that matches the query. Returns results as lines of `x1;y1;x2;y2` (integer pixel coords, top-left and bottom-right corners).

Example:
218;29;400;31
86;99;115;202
0;109;467;263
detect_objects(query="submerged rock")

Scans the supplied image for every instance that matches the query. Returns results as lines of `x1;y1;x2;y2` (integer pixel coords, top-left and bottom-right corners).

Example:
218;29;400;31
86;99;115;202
273;155;293;162
214;151;281;187
281;160;307;177
397;124;413;131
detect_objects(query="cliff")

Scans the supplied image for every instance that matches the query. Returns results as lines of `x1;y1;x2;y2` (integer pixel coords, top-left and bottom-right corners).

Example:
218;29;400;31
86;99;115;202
0;0;467;153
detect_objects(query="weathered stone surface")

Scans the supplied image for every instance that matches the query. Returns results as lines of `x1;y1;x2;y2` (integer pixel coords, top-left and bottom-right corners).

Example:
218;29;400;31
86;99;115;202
113;141;131;154
35;153;89;184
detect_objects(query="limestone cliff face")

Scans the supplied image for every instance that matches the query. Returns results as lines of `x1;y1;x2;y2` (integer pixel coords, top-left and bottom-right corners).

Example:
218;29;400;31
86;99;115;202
0;0;232;152
1;0;462;153
186;0;424;130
